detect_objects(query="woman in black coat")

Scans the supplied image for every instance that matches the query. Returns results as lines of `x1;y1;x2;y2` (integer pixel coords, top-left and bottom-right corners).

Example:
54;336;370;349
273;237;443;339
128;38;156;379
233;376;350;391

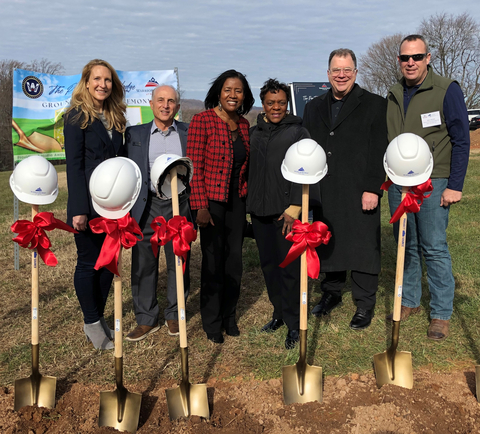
248;79;310;350
64;59;126;350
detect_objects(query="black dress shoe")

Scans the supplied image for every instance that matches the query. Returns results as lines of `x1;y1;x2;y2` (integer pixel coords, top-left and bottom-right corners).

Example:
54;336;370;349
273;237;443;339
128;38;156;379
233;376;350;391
349;308;373;330
225;324;240;337
311;293;342;317
285;329;299;350
207;333;224;344
261;318;285;333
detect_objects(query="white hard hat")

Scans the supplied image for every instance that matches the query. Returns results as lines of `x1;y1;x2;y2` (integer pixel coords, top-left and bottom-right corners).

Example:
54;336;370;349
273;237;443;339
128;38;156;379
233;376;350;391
151;154;194;200
281;138;328;184
10;155;58;205
89;157;142;219
384;133;433;186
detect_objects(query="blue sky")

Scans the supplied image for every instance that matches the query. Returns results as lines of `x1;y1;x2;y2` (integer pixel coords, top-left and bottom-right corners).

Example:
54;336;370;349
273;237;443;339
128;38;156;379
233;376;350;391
2;0;478;103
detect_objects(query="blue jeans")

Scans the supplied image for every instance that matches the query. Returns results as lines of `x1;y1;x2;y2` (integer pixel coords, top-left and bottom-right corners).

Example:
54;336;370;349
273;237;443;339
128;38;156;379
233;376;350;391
388;179;454;320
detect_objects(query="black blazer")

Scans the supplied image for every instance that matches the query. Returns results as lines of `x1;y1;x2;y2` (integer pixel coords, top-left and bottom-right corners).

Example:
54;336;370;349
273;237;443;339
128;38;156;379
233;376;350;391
125;120;188;223
64;108;124;226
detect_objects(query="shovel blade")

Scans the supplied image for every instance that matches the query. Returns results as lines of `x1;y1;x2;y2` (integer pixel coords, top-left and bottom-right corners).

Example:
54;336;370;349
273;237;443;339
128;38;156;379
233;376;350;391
166;382;209;420
99;389;142;433
282;363;323;405
373;350;413;389
14;374;56;411
475;365;480;402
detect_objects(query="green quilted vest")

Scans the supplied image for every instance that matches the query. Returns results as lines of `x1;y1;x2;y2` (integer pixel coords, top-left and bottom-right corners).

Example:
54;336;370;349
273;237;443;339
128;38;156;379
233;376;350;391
387;66;455;179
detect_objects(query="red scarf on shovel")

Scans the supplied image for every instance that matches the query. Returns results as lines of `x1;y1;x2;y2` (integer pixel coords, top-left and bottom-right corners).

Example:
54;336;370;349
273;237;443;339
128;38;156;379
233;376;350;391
11;211;78;267
279;220;331;279
89;214;143;276
150;215;197;273
381;179;433;223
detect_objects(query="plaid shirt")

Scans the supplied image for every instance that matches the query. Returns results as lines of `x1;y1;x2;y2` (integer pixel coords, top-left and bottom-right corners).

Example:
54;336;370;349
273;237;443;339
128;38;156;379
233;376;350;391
187;108;250;210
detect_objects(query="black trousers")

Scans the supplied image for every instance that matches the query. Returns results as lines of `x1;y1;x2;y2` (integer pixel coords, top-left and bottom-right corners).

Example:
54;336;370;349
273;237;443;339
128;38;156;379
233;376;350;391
74;229;113;324
251;214;300;330
320;270;378;310
199;191;246;335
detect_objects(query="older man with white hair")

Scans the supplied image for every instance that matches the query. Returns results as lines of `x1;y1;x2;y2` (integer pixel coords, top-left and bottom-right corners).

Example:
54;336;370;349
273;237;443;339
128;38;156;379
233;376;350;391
125;84;191;341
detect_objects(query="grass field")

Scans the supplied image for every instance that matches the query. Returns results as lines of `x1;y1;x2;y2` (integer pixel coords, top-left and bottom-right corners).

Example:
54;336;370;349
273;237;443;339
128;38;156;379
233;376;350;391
0;154;479;389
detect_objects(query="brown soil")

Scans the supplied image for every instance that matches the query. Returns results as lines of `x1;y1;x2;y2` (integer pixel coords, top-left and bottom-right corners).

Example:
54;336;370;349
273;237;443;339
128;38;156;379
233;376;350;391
1;368;479;433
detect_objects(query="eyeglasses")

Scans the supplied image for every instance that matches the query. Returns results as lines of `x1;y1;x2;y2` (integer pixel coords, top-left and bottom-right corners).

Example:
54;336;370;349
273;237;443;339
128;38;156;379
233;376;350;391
398;53;428;62
329;67;356;77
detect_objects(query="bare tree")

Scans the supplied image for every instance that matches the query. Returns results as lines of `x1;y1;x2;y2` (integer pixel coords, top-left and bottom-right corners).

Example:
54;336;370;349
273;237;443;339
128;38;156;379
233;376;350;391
0;58;64;170
419;12;480;108
358;33;404;97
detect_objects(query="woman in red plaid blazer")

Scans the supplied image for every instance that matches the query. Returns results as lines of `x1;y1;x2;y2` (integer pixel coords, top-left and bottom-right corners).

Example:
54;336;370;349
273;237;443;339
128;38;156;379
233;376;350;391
187;70;254;344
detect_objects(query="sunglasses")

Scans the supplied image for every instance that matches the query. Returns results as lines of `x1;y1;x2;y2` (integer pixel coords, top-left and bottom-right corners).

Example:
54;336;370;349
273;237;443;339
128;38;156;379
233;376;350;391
399;53;428;62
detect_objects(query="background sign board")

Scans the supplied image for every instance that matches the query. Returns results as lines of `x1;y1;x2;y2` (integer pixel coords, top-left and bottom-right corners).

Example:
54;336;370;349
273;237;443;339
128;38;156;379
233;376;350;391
12;68;178;163
289;82;331;119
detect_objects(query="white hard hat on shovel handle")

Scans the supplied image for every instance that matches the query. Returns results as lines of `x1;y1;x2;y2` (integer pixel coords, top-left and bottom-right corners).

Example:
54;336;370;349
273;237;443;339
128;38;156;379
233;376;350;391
90;157;143;432
281;138;328;405
10;155;58;205
383;133;433;187
281;138;328;185
89;157;142;219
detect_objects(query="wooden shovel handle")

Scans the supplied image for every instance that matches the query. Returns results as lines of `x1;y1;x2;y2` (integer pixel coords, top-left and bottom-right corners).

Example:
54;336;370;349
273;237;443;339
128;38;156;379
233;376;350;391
170;168;188;349
31;205;39;346
114;250;123;358
300;184;309;331
392;187;408;322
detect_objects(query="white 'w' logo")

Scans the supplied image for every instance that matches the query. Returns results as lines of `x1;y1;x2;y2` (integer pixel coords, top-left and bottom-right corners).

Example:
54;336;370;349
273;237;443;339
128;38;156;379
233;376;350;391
27;82;39;93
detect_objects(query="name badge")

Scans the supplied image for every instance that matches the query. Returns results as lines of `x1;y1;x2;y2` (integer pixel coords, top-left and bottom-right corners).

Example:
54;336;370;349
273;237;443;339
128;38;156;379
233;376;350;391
421;111;441;128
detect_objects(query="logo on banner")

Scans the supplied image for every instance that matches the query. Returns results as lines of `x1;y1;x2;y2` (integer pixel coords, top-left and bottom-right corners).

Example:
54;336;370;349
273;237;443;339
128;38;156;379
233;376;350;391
145;77;159;88
22;76;44;99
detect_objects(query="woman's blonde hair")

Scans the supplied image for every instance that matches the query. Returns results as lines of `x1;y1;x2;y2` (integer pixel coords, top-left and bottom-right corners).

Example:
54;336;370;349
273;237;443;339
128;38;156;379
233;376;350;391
65;59;127;133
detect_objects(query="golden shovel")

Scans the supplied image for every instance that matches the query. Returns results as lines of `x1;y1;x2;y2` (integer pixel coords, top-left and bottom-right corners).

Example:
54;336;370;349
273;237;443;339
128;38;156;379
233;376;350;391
283;184;323;405
374;186;413;389
12;119;62;153
15;205;57;410
99;249;142;433
166;167;209;420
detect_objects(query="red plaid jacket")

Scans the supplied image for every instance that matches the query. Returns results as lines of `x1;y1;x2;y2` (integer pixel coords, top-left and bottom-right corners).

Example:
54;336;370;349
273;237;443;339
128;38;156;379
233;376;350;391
187;109;250;210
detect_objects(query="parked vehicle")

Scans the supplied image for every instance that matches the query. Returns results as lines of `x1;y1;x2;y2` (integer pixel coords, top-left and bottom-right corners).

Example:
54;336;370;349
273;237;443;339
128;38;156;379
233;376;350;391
470;115;480;131
468;109;480;122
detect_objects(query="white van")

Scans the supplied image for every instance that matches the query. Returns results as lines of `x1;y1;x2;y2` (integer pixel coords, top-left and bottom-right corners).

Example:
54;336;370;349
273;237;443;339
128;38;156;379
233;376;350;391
468;109;480;121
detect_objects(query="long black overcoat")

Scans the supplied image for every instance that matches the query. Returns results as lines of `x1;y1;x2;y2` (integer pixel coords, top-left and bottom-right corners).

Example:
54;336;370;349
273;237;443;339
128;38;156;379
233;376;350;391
302;84;388;274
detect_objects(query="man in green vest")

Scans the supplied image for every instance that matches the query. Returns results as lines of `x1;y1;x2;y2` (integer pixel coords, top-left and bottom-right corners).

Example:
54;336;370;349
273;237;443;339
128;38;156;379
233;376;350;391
386;34;470;341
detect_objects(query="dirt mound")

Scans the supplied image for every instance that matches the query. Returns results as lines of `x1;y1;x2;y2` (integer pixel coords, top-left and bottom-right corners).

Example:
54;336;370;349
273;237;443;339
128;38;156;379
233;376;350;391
0;369;478;433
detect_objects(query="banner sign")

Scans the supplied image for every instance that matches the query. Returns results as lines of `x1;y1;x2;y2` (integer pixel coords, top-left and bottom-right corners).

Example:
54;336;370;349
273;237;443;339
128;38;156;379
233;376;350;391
12;68;178;163
288;82;331;119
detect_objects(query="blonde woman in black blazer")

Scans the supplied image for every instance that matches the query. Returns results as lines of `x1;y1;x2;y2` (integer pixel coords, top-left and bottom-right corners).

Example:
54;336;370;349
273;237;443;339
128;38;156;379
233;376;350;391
64;59;126;350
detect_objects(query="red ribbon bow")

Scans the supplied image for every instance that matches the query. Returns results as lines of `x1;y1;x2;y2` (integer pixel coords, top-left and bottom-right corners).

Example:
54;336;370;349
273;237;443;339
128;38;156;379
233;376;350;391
167;216;197;273
11;211;78;267
150;216;170;253
381;179;433;223
279;220;331;279
89;214;143;276
150;215;197;274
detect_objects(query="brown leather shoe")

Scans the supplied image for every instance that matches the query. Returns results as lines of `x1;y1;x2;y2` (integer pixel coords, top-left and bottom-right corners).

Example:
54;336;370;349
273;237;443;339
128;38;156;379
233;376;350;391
165;319;180;336
427;319;449;341
386;305;421;322
125;324;160;342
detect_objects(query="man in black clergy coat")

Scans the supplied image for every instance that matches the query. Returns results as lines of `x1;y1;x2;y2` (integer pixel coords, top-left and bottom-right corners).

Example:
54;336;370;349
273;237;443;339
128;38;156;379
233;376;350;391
302;48;388;330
